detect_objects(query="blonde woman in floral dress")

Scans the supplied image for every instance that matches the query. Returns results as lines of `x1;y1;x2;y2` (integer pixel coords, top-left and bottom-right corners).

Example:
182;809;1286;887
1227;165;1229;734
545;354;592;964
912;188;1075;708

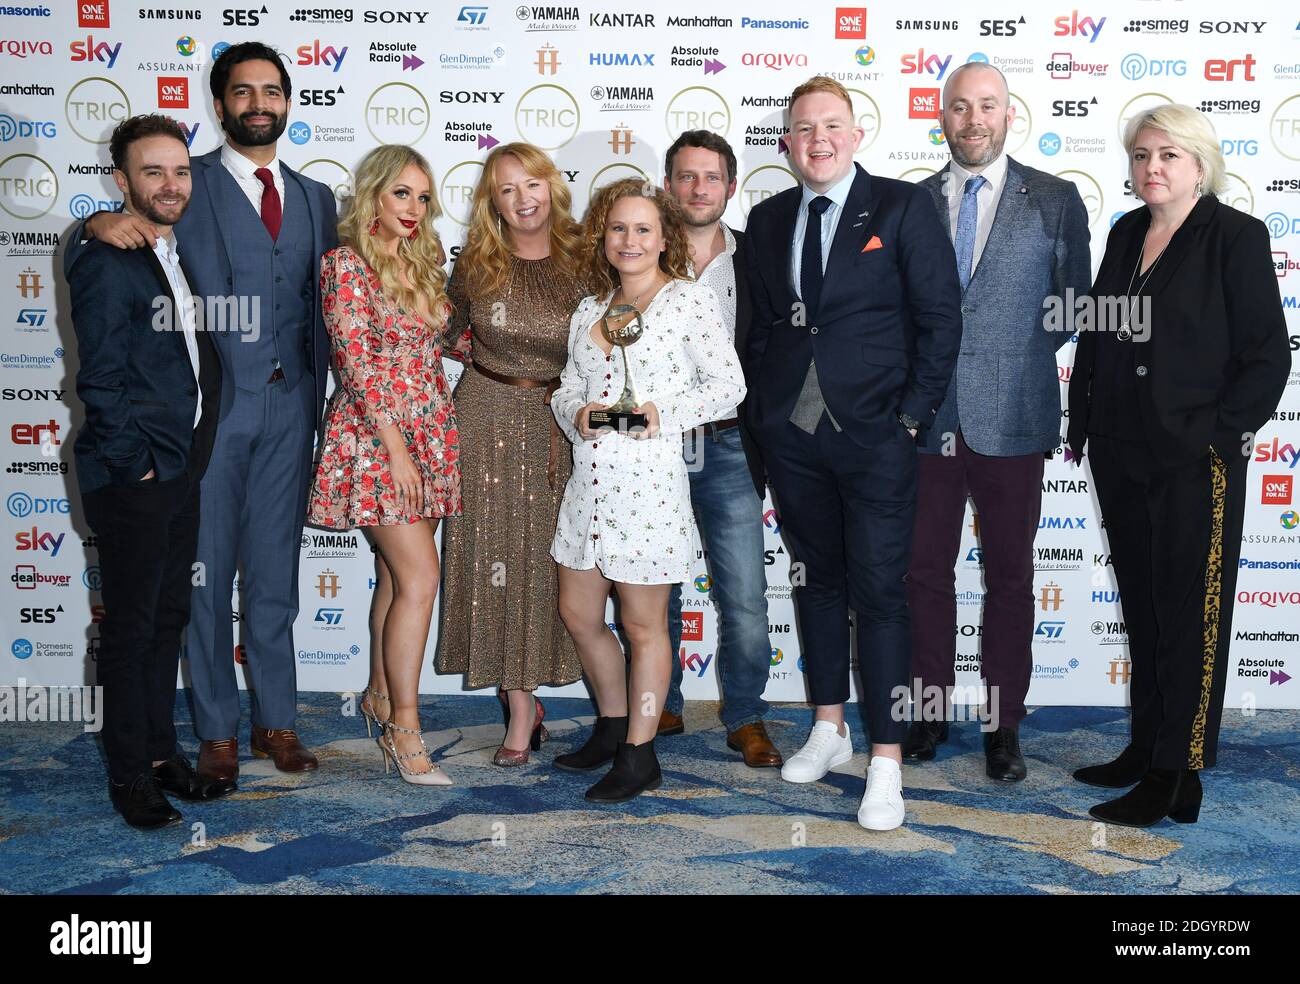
308;145;469;786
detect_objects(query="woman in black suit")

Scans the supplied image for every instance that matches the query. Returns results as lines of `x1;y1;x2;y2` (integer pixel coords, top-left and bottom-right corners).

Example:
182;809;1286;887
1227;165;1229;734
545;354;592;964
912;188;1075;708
1067;103;1290;827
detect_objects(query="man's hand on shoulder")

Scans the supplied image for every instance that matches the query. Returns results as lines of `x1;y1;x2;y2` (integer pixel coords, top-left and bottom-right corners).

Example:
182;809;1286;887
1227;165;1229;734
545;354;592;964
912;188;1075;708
86;211;157;250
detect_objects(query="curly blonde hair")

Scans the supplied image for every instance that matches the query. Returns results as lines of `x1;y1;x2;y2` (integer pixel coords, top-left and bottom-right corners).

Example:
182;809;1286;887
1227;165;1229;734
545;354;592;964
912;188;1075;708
582;178;691;297
338;144;449;323
456;142;584;295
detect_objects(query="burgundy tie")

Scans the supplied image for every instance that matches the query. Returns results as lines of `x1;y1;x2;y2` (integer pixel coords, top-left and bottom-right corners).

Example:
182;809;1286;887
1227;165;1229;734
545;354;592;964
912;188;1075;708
254;166;281;240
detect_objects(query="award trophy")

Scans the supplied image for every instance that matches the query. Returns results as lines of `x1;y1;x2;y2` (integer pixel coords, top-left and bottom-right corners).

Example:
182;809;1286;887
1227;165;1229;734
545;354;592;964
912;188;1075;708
589;302;648;431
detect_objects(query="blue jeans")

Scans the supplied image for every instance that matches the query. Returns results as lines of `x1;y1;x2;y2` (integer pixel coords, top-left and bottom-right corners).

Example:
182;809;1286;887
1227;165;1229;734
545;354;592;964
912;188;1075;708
667;426;771;732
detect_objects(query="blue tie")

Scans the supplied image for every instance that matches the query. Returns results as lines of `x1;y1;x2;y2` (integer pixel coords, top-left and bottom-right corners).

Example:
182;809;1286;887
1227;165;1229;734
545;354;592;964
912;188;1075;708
955;175;986;291
800;195;832;322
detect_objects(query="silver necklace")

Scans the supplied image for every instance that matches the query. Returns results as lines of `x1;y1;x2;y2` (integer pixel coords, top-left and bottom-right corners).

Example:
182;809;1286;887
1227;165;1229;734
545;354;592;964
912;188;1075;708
1118;229;1168;336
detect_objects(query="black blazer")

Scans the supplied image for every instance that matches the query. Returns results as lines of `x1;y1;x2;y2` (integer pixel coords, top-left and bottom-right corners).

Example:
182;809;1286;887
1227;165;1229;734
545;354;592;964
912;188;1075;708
744;163;962;448
729;227;764;498
1067;195;1290;467
69;240;221;494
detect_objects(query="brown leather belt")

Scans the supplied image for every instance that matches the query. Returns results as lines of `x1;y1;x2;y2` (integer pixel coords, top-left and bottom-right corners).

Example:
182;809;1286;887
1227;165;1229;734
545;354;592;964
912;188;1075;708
471;362;564;490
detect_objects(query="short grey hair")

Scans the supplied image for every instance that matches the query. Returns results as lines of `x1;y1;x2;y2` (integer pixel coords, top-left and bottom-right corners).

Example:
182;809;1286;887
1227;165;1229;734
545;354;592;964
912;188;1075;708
1122;103;1226;196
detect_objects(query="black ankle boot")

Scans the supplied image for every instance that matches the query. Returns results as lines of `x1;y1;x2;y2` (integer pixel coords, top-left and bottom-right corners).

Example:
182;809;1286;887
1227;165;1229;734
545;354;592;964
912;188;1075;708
554;715;628;773
1072;743;1150;788
585;740;662;802
1088;768;1202;827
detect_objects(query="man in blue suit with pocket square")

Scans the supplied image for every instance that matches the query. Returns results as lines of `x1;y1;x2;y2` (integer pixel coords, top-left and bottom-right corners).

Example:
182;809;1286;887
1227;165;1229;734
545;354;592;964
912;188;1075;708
69;115;224;828
66;43;338;785
745;76;962;830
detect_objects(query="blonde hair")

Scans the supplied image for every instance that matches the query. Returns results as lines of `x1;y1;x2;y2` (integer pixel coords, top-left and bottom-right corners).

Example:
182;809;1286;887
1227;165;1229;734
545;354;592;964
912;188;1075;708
1122;103;1226;197
456;142;584;295
788;76;854;121
338;144;449;323
581;178;691;298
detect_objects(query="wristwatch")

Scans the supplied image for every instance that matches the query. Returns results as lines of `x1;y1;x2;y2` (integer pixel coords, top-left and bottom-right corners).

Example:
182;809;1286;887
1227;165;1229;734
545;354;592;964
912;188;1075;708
897;411;921;431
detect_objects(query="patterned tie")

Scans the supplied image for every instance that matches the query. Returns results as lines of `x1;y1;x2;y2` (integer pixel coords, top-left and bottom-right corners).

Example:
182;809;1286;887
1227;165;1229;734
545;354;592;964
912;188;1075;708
954;174;986;291
800;195;832;321
254;166;282;240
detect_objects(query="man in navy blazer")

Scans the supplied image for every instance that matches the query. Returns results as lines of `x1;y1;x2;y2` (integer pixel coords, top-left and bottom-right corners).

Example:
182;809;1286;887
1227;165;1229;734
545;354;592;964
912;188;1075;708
69;115;223;828
66;43;338;784
906;63;1092;782
745;77;961;830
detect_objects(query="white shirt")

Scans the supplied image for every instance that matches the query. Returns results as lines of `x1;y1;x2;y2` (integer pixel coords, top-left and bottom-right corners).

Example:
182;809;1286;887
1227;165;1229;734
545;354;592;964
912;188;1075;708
220;140;286;220
146;223;202;429
944;152;1008;273
690;222;739;420
791;167;856;297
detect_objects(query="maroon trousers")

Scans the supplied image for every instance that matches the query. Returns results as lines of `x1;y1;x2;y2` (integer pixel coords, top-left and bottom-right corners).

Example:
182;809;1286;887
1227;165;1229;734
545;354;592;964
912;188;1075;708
907;431;1044;729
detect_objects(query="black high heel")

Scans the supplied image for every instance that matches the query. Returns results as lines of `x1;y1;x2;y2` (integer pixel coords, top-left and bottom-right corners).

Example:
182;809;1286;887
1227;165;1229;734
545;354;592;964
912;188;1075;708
1088;768;1202;827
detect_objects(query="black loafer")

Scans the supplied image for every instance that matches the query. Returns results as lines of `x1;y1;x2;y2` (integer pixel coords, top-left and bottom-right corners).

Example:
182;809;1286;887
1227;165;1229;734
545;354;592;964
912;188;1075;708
154;753;236;800
110;773;182;830
983;726;1027;782
902;721;949;761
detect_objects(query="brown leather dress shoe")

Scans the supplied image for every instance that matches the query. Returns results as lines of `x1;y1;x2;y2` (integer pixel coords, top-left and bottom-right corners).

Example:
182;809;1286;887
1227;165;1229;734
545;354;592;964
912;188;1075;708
656;709;684;736
251;727;319;772
197;737;239;784
726;722;784;768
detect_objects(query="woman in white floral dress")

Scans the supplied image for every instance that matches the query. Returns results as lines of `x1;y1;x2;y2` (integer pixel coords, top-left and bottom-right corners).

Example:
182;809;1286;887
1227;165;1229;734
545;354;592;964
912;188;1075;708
550;178;745;802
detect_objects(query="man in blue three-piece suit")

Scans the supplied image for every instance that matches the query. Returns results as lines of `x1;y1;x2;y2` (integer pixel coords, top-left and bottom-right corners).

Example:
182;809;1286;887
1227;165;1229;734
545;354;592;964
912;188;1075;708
745;76;962;831
65;43;338;785
906;63;1092;783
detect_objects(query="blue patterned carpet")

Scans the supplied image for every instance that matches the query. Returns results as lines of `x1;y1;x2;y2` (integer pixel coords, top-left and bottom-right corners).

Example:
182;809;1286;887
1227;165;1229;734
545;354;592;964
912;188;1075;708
1;694;1297;894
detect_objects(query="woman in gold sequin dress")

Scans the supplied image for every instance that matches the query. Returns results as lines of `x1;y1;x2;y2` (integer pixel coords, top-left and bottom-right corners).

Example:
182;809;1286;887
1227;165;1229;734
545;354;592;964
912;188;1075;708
437;143;591;765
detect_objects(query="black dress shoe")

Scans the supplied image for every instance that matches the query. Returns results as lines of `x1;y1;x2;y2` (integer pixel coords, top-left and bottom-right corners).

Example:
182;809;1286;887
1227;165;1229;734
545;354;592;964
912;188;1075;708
554;715;628;773
983;726;1027;782
154;753;236;801
586;740;662;802
109;773;182;830
1072;743;1150;788
1089;768;1201;827
902;721;949;761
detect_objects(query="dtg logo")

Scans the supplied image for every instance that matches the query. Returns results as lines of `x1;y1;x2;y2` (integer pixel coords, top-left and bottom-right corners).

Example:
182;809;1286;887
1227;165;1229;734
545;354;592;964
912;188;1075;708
7;493;69;518
1266;213;1300;240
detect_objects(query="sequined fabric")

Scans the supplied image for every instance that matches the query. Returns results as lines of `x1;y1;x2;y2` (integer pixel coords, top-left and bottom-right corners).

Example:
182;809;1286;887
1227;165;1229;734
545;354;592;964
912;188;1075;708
437;255;588;691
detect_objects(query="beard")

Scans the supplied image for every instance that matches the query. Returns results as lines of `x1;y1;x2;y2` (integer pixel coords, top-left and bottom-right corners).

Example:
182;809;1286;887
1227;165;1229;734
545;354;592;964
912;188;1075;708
127;185;189;226
219;102;288;147
947;126;1007;169
680;198;727;228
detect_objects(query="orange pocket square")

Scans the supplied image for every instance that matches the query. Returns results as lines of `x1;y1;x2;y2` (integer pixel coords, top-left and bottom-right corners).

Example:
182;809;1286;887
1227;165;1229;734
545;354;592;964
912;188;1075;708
862;236;884;252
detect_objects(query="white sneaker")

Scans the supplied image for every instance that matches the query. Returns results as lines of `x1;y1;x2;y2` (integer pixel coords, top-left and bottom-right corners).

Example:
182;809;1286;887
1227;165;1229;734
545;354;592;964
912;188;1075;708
857;756;905;831
781;720;853;783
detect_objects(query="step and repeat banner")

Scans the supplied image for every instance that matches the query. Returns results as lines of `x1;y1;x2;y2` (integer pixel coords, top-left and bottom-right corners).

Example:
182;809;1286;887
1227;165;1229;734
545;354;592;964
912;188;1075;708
1;2;1297;707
